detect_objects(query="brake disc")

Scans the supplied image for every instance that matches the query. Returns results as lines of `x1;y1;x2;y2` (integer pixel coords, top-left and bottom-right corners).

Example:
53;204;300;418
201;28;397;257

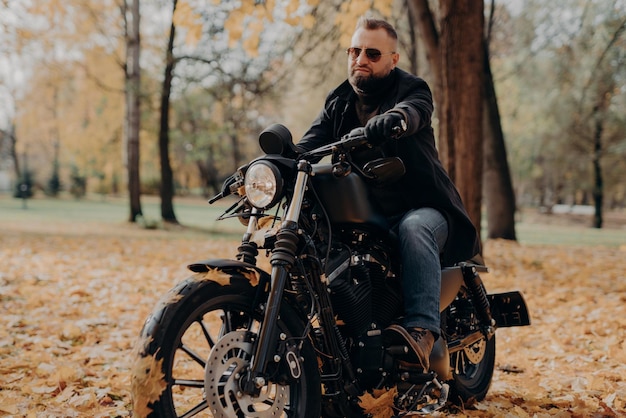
205;330;289;418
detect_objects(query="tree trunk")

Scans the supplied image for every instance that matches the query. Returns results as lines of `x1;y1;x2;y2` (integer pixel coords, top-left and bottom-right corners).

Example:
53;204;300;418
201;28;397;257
409;0;443;123
230;133;242;172
196;154;220;198
8;123;20;178
482;40;517;240
439;0;485;234
404;0;419;75
592;117;603;229
125;0;142;222
159;0;178;224
412;0;516;240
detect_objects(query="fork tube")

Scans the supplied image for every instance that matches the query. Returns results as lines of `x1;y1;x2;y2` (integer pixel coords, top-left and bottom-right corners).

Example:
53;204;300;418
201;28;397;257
237;208;261;265
244;162;310;394
283;161;311;224
243;207;260;240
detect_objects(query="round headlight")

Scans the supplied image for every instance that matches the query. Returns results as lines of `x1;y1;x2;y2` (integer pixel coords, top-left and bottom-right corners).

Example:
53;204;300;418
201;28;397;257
244;161;282;209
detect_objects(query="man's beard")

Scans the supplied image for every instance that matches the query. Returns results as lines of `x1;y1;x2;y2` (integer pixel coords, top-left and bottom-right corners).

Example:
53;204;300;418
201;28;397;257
349;70;393;96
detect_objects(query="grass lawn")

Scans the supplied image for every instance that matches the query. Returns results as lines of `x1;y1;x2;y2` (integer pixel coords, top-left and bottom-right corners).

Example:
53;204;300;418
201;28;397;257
0;193;243;238
1;192;625;247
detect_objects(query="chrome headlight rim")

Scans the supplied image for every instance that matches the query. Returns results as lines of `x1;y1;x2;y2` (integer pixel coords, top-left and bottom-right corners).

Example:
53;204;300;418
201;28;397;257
244;161;283;210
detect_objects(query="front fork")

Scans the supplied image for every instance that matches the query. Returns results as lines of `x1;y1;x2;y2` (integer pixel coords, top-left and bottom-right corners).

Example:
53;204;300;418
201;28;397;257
242;161;311;395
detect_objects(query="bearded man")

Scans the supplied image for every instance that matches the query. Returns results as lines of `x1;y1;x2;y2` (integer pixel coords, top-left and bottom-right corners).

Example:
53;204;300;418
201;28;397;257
297;17;480;371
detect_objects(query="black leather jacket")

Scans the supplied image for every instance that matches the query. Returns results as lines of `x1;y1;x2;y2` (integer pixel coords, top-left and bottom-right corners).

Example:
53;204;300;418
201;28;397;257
298;68;480;265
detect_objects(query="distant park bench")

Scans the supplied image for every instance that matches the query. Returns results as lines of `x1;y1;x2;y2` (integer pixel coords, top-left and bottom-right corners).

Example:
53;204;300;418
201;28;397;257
550;204;595;215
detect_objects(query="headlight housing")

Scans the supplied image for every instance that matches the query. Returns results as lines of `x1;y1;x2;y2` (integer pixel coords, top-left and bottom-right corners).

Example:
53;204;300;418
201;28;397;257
244;161;283;209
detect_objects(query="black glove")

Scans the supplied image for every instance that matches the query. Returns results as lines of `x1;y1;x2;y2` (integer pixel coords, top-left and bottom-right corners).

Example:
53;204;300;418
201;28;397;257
364;112;406;145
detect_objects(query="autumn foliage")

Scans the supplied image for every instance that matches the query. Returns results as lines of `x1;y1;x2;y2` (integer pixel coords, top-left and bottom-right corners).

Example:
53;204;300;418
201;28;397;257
1;212;625;416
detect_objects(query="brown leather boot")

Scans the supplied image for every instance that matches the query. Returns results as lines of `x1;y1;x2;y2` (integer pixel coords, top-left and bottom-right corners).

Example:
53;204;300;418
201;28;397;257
384;325;435;371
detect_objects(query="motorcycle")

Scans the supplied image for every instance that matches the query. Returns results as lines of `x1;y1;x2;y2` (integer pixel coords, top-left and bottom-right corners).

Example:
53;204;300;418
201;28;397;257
131;124;530;417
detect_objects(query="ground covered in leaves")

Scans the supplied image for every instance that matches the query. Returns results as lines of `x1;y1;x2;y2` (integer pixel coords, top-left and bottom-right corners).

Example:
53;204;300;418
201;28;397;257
1;215;625;417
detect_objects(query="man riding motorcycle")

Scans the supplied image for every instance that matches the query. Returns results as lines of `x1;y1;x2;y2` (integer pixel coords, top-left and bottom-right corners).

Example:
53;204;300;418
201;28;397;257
297;16;481;372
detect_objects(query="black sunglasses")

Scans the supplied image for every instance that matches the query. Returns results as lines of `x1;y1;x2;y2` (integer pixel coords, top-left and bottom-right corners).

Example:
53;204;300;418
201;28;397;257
346;47;395;62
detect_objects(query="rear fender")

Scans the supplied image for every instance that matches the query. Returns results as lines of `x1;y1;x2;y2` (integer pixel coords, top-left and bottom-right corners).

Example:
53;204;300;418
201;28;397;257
440;267;464;311
440;263;489;310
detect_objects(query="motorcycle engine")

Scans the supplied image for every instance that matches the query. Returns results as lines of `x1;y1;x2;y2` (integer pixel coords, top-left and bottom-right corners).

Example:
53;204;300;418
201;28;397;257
327;250;403;337
326;248;403;388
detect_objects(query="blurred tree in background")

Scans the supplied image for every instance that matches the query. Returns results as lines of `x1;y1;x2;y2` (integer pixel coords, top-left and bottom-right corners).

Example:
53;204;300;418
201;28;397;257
0;0;624;231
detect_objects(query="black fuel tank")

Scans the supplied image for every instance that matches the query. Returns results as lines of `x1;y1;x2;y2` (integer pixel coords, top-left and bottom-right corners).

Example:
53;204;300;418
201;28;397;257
311;171;389;230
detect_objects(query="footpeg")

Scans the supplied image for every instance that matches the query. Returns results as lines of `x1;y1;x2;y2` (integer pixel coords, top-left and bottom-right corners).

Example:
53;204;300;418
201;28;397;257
414;377;449;414
394;375;449;415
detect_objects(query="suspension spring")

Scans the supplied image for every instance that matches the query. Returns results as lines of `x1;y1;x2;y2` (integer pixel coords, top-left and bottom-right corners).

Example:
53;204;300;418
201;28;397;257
460;264;493;328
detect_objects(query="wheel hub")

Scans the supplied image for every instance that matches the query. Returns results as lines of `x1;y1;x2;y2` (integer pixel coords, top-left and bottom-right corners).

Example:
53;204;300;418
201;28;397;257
463;338;486;364
204;330;288;417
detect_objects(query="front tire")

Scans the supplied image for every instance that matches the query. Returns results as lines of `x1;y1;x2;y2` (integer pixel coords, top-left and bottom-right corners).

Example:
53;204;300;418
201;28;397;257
131;273;321;418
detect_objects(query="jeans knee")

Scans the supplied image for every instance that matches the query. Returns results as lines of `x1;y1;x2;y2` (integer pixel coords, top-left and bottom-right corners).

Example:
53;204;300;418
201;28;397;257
398;208;448;252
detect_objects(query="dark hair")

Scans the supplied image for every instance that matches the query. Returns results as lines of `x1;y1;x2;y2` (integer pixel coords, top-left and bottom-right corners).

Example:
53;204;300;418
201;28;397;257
355;17;398;40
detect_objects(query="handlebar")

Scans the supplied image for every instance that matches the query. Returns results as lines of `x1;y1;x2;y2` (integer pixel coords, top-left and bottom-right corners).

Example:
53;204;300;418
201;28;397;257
208;174;242;204
209;123;402;204
300;127;369;160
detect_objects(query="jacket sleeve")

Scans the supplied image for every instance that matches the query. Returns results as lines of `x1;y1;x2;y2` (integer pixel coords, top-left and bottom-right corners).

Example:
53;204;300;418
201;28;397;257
387;76;434;137
297;92;337;153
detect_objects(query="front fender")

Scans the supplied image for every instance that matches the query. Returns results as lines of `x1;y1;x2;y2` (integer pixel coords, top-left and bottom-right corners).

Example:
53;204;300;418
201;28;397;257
187;258;271;287
138;262;267;357
188;258;310;335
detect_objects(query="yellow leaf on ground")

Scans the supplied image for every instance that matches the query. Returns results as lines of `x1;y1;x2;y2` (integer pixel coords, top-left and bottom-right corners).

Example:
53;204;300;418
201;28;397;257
131;354;167;418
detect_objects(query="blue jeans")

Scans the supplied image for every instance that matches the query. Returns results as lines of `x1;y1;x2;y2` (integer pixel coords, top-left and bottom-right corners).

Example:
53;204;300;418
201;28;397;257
392;207;448;336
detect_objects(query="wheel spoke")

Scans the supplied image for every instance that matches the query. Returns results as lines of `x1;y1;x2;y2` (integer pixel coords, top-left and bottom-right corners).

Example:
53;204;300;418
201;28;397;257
197;318;215;349
179;400;209;418
173;378;204;388
223;309;233;334
179;343;206;367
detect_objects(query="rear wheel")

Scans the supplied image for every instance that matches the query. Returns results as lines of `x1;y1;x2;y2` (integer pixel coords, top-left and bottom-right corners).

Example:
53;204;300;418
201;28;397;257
444;288;496;405
449;334;495;403
132;274;321;417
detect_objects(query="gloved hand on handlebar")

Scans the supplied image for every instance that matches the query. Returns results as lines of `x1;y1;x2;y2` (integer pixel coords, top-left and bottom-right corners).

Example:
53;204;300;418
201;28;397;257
364;111;407;145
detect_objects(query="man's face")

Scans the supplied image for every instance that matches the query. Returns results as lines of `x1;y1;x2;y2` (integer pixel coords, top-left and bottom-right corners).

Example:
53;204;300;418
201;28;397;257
348;27;399;92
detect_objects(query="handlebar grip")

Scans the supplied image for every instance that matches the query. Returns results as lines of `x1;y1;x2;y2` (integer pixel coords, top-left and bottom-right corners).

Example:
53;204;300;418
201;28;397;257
208;193;223;204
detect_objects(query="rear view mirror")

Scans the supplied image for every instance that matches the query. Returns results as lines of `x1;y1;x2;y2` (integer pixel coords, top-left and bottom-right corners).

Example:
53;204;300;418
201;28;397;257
362;157;406;186
259;124;299;158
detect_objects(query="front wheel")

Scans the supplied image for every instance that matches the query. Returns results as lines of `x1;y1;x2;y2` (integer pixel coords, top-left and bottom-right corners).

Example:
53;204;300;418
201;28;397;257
131;273;321;418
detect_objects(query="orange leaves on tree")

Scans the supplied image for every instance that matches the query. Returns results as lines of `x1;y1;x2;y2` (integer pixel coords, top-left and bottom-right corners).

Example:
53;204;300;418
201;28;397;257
225;8;246;47
372;0;393;19
223;0;315;56
173;1;204;46
223;1;272;57
27;0;67;19
335;0;393;47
